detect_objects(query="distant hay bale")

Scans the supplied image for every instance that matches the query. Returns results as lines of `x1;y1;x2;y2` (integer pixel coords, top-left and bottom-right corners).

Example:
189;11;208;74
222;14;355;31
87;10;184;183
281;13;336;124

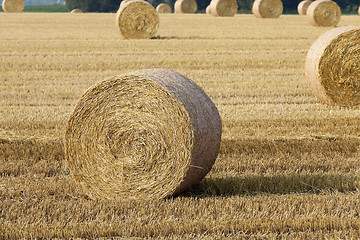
70;9;83;13
156;3;171;13
65;68;222;200
297;0;312;15
2;0;24;13
116;0;159;39
305;26;360;107
306;0;341;27
210;0;238;17
252;0;283;18
358;6;360;15
206;5;211;14
174;0;197;14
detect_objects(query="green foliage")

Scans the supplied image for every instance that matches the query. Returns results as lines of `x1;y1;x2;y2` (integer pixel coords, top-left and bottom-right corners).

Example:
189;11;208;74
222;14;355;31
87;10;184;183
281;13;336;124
65;0;121;12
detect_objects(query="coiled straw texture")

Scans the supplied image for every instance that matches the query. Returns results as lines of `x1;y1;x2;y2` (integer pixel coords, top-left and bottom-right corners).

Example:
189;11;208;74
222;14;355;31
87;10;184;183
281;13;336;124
210;0;238;17
116;0;159;39
307;0;341;27
156;3;171;13
2;0;24;12
252;0;283;18
305;26;360;107
65;68;222;200
174;0;197;14
297;0;312;15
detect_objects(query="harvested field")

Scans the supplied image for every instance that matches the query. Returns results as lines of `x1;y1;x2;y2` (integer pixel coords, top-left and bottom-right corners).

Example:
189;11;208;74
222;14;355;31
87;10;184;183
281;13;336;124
0;13;360;238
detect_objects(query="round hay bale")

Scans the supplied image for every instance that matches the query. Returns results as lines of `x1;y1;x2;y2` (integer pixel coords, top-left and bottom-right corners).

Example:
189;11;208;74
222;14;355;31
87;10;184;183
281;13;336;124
116;0;159;39
70;9;83;13
305;26;360;107
64;68;222;200
297;0;312;15
206;5;211;15
252;0;283;18
156;3;171;13
119;0;136;9
174;0;197;14
358;6;360;15
306;0;341;27
210;0;238;17
2;0;24;13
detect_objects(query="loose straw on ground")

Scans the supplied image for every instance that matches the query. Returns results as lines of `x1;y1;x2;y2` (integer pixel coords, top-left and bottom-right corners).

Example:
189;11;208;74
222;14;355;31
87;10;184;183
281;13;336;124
64;68;222;200
297;0;312;15
70;9;83;13
174;0;197;14
116;0;159;39
156;3;171;13
2;0;24;12
252;0;283;18
210;0;238;17
305;26;360;107
307;0;341;27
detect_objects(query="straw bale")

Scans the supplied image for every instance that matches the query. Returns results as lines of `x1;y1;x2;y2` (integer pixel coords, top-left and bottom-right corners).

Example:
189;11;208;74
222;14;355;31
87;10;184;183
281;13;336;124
174;0;197;14
297;0;312;15
305;26;360;107
116;0;159;39
307;0;341;27
358;6;360;15
2;0;24;13
64;68;222;200
156;3;171;13
70;9;83;13
206;5;211;15
252;0;283;18
210;0;238;17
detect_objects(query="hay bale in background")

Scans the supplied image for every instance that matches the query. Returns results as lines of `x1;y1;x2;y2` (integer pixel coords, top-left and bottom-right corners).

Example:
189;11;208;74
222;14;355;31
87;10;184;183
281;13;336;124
210;0;238;17
156;3;171;13
65;68;222;200
174;0;197;14
307;0;341;27
305;26;360;107
297;0;312;15
70;9;83;13
252;0;283;18
116;0;159;39
2;0;24;12
358;6;360;15
206;5;211;15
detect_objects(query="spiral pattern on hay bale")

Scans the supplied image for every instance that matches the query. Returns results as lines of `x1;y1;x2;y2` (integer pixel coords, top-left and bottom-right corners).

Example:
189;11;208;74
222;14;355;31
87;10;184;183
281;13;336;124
306;0;341;27
2;0;24;13
305;26;360;107
116;0;159;39
174;0;197;14
252;0;283;18
64;68;222;200
70;9;83;13
210;0;238;17
297;0;312;15
156;3;171;13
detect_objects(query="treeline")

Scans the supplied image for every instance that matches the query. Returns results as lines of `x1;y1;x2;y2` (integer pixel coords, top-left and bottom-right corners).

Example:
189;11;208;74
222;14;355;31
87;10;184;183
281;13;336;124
66;0;360;13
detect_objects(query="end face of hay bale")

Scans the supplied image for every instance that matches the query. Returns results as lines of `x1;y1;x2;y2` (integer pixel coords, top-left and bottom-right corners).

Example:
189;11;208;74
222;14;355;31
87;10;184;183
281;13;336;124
305;26;360;107
252;0;283;18
156;3;171;13
307;0;341;27
64;68;222;200
2;0;24;13
70;9;83;13
297;0;312;15
174;0;197;14
116;0;159;39
210;0;238;17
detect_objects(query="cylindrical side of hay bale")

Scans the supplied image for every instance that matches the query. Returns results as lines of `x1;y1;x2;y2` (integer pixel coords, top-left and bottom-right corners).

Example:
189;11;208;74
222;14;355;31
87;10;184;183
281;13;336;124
119;0;137;9
305;26;360;107
174;0;197;14
297;0;312;15
307;0;341;27
116;0;159;39
358;6;360;15
206;5;211;15
252;0;283;18
2;0;24;13
210;0;238;17
156;3;171;13
70;9;83;13
65;68;222;200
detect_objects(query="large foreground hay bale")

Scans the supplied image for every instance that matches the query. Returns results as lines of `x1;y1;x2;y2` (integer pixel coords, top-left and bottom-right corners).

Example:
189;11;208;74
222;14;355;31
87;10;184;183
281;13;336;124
210;0;238;17
252;0;283;18
2;0;24;12
306;0;341;27
297;0;312;15
156;3;171;13
174;0;197;14
305;26;360;107
116;0;159;39
65;68;222;200
70;9;83;13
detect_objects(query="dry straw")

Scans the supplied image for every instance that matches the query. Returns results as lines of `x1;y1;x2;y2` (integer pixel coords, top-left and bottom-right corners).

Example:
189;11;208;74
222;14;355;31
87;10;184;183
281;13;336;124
305;26;360;107
64;68;222;200
2;0;24;12
116;0;159;39
156;3;171;13
306;0;341;27
206;5;211;14
209;0;238;17
70;9;83;13
297;0;312;15
174;0;197;14
252;0;283;18
358;6;360;15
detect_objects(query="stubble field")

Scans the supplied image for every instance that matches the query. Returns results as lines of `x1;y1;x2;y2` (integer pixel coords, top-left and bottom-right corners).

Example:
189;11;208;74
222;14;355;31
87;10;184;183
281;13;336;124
0;12;360;239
